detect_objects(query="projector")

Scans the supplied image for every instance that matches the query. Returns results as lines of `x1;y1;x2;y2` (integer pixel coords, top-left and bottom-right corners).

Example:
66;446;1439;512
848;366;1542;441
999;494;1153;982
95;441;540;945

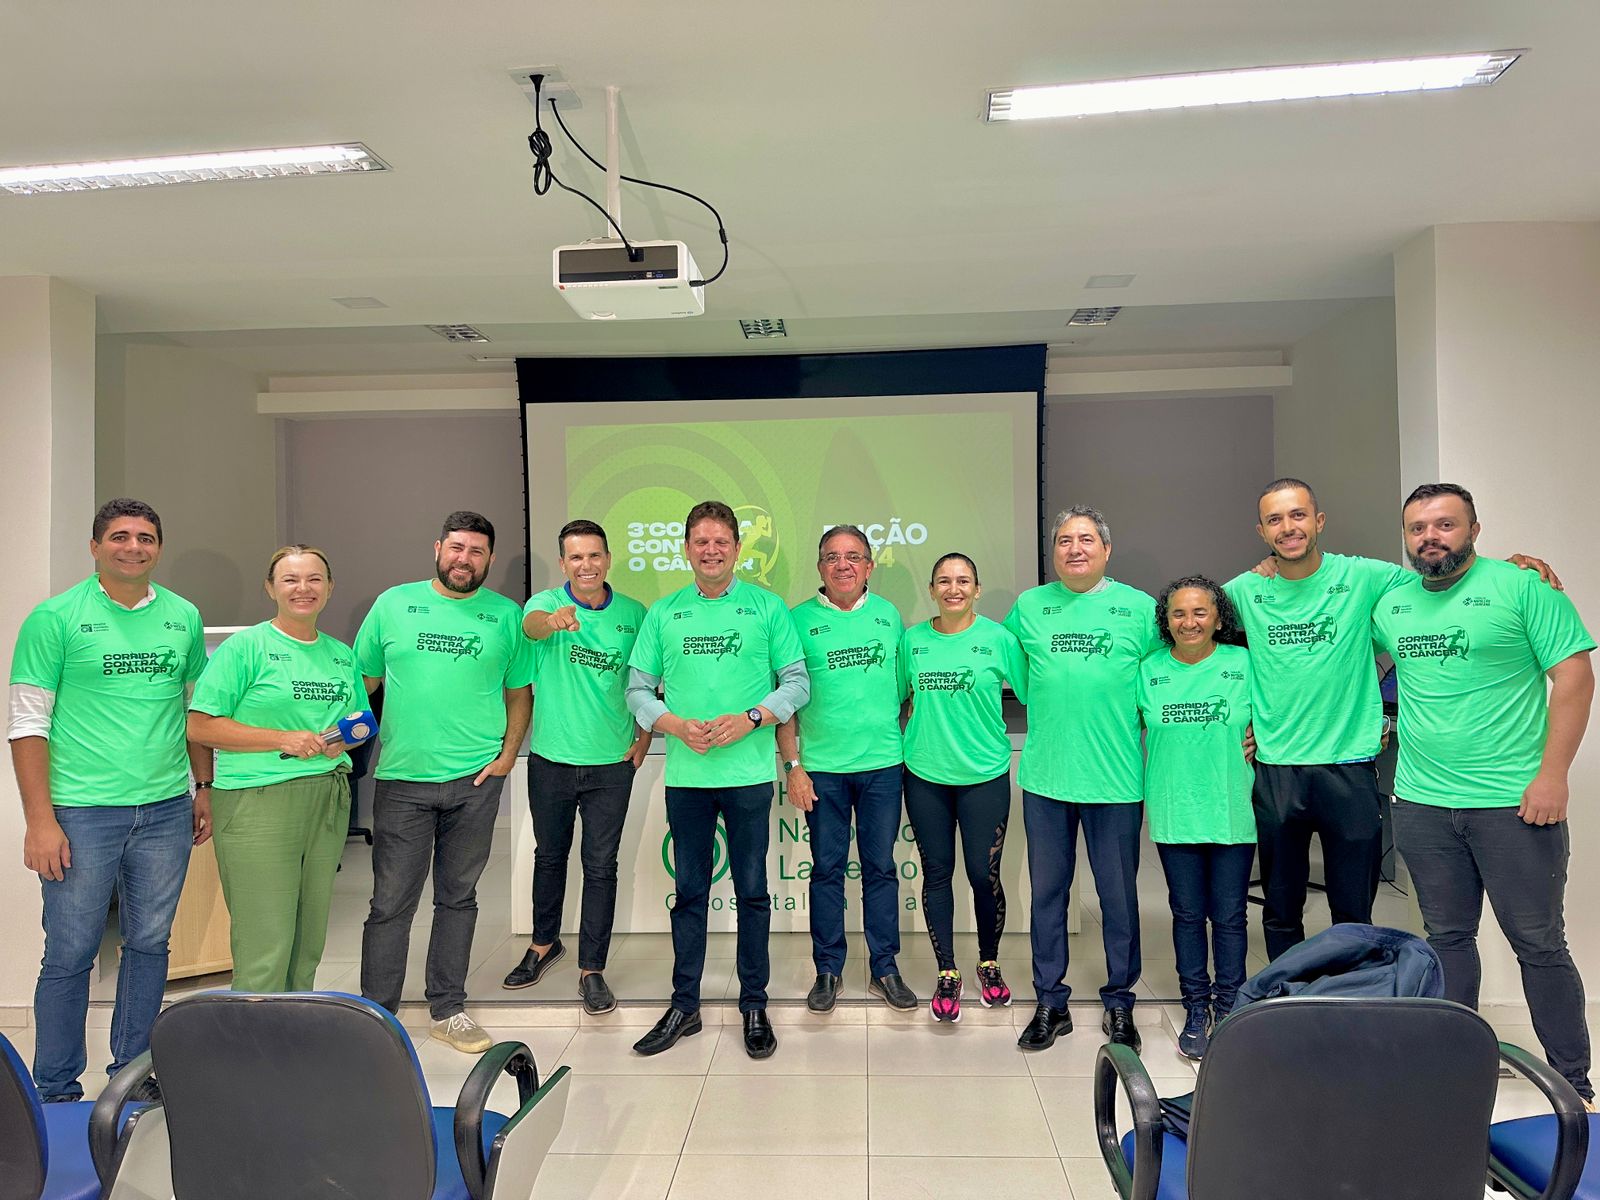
552;239;705;320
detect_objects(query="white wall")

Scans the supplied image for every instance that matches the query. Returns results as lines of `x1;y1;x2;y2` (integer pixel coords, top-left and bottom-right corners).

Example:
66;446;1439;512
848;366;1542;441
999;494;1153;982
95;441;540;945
96;340;279;626
1276;298;1401;561
1395;221;1600;1005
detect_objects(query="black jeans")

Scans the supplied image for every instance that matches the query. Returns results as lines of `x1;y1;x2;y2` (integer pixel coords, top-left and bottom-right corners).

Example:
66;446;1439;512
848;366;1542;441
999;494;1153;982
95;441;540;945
361;774;504;1020
903;771;1011;972
665;783;773;1014
529;754;636;971
1394;798;1591;1098
1252;762;1382;959
1157;842;1255;1012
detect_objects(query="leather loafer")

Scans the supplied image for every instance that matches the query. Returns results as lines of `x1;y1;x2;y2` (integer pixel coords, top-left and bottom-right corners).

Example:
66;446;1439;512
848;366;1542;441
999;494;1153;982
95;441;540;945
743;1009;777;1059
806;973;842;1013
1017;1003;1073;1051
579;972;617;1015
1102;1006;1142;1054
868;973;918;1011
502;940;565;989
632;1007;702;1056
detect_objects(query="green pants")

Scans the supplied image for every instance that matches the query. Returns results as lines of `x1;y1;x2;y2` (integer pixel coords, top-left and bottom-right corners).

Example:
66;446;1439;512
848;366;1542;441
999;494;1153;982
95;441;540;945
212;769;351;992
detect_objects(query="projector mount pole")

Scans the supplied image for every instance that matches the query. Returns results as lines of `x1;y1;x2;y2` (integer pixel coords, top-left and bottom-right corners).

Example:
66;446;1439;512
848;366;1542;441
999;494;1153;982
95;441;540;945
605;85;624;242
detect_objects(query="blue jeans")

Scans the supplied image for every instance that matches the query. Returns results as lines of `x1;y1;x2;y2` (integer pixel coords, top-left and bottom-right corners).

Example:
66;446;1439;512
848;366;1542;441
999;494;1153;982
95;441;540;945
34;793;193;1101
1024;793;1144;1010
665;783;772;1013
805;765;904;979
1156;842;1254;1011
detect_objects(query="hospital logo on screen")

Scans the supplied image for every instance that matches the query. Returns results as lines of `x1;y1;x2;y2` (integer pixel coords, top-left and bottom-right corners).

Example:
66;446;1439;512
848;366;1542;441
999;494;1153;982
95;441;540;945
683;630;742;658
1049;629;1113;657
1394;627;1470;662
1160;696;1231;725
735;506;780;586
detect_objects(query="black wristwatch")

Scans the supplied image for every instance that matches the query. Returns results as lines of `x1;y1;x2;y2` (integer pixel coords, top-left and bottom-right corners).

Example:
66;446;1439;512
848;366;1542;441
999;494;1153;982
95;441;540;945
745;707;764;728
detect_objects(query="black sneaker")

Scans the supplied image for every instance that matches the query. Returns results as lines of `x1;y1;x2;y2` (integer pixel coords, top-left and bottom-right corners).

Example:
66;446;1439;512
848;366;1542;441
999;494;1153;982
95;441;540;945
1102;1006;1142;1053
579;972;617;1015
130;1075;163;1104
1178;1003;1211;1060
1017;1004;1073;1051
502;941;565;989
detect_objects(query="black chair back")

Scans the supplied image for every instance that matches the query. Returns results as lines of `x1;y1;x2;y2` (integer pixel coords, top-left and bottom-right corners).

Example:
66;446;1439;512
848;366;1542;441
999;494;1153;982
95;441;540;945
151;991;437;1200
1186;997;1499;1199
0;1033;46;1200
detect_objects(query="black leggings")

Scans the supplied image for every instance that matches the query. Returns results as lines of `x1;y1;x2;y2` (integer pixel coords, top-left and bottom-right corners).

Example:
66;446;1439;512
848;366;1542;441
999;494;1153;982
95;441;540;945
903;770;1011;971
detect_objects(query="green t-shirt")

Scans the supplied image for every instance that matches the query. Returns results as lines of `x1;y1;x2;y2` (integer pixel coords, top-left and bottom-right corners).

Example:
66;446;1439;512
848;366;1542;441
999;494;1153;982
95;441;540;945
353;581;537;783
524;584;646;765
899;615;1028;786
790;592;904;773
1225;553;1407;766
1137;644;1257;844
630;579;805;787
1372;558;1595;808
189;622;364;790
1003;579;1159;803
10;577;205;807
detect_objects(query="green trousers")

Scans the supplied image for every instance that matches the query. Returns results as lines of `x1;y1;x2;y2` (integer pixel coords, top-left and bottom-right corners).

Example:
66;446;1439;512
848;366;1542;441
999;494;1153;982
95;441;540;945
212;768;351;992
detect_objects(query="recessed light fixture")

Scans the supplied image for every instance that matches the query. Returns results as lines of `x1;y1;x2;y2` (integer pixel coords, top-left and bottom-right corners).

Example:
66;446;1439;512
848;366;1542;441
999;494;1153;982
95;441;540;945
0;143;388;195
986;51;1522;121
1085;274;1136;289
426;324;491;344
739;318;788;339
333;296;388;309
1068;307;1122;326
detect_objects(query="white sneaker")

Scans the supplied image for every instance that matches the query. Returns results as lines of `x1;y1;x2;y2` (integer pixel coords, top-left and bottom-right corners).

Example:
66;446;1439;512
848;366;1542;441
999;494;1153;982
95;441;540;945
431;1011;493;1054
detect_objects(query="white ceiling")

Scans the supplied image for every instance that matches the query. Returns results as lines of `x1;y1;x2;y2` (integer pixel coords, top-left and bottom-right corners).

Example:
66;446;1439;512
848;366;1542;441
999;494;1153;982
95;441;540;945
4;1;1597;374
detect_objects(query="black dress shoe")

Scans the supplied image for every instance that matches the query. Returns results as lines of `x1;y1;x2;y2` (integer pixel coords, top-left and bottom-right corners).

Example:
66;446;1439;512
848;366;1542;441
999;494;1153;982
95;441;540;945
579;972;617;1015
806;973;841;1013
632;1007;702;1056
743;1009;777;1059
1102;1006;1142;1053
502;940;565;989
1017;1004;1073;1051
868;973;918;1011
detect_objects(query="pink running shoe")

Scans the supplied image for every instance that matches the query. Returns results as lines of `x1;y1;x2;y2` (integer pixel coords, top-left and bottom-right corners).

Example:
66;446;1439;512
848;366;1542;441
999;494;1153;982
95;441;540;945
976;960;1012;1008
930;970;963;1023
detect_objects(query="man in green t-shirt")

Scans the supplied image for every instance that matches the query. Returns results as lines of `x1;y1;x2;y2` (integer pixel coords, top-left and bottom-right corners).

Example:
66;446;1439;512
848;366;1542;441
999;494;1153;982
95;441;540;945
7;498;210;1101
501;519;651;1015
355;511;535;1055
625;501;809;1060
776;525;916;1014
1374;483;1594;1100
1005;506;1159;1053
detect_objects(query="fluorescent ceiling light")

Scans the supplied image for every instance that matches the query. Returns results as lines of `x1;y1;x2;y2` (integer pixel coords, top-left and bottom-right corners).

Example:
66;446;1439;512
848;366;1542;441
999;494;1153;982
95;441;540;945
987;51;1522;121
0;143;387;195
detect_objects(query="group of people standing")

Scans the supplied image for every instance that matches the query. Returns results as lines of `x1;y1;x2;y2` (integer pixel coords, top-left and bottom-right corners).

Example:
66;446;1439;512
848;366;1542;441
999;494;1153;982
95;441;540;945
9;477;1594;1107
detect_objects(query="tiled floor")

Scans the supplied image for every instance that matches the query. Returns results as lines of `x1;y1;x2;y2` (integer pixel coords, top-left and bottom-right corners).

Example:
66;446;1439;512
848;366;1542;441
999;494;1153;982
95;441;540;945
13;1000;1585;1199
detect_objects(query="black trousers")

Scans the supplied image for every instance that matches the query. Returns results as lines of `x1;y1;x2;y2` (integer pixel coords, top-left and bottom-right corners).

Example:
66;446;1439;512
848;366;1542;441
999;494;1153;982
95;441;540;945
1252;762;1382;960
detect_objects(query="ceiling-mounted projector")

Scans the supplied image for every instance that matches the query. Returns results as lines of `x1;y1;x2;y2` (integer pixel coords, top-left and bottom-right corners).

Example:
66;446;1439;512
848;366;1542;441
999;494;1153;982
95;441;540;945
552;239;705;320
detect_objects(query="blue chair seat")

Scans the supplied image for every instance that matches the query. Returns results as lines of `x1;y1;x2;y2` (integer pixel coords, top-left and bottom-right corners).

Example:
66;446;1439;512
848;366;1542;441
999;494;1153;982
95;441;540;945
1490;1113;1600;1199
1120;1129;1192;1200
40;1101;102;1200
431;1107;510;1200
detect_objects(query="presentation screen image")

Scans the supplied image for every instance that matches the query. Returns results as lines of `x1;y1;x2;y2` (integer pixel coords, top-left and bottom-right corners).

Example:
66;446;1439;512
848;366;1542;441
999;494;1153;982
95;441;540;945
525;392;1041;622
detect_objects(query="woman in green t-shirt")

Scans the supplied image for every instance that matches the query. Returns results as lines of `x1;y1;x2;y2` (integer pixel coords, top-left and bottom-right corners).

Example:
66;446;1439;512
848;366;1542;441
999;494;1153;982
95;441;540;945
900;553;1029;1023
1136;575;1255;1060
187;546;365;993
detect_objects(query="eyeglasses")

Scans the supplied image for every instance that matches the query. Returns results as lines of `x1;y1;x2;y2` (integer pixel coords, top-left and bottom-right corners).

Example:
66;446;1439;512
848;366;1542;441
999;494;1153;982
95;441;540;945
821;552;870;566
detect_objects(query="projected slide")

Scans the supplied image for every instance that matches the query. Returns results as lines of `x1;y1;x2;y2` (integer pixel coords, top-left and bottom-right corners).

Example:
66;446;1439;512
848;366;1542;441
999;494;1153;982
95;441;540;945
526;393;1040;621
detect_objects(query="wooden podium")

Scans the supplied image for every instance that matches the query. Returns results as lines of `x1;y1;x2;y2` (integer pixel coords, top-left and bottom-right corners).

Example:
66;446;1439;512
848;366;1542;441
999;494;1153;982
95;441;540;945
167;837;232;980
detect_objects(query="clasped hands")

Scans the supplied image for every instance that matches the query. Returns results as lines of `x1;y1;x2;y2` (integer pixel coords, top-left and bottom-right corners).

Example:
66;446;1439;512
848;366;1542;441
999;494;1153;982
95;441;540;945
668;711;756;755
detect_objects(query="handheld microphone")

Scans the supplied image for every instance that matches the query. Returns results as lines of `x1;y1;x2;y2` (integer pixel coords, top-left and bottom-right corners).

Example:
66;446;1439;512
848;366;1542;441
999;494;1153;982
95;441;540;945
279;709;377;759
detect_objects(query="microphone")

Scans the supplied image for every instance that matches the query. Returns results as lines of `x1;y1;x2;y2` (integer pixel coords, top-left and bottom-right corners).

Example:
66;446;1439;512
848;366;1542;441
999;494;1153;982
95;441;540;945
279;709;377;759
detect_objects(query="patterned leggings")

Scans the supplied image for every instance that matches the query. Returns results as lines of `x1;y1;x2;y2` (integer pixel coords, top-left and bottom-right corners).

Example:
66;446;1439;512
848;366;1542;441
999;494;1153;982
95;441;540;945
903;770;1011;971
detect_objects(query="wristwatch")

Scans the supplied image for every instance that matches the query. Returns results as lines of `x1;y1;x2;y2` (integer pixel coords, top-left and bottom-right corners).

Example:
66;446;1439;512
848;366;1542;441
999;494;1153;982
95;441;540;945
194;781;214;791
745;707;764;728
783;759;802;774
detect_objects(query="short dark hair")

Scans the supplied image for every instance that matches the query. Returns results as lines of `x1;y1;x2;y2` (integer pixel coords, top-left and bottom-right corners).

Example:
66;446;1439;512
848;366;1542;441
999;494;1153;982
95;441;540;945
1259;477;1318;513
818;525;871;558
1156;574;1247;648
684;500;739;540
930;552;980;587
1403;482;1477;525
440;510;496;551
93;498;163;544
558;519;609;555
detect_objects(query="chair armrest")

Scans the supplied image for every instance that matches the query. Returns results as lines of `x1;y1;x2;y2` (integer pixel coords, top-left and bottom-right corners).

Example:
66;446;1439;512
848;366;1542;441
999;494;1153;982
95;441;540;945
453;1041;538;1200
1094;1042;1163;1200
90;1050;157;1188
1494;1042;1591;1200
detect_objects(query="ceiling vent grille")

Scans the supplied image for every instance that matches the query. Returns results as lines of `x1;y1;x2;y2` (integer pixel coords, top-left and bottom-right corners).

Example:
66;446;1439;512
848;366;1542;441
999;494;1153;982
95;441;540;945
1067;307;1122;326
426;324;491;343
739;318;787;339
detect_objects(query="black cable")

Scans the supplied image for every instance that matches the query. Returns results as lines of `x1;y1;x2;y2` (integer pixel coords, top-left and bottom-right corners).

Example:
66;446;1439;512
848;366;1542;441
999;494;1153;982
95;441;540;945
525;76;641;260
548;97;729;287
